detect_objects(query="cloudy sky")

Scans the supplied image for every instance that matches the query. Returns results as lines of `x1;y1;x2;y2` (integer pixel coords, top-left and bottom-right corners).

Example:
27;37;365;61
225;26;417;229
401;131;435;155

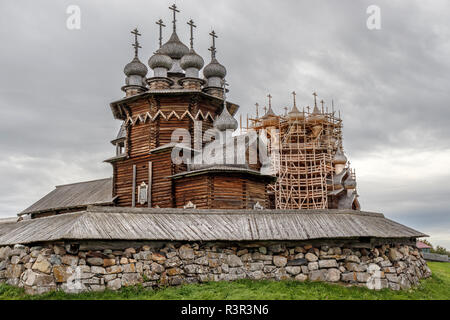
0;0;449;248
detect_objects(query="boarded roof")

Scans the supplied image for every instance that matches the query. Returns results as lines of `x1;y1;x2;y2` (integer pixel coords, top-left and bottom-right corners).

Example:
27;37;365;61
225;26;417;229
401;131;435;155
20;178;114;216
416;241;432;249
1;206;426;245
0;217;18;237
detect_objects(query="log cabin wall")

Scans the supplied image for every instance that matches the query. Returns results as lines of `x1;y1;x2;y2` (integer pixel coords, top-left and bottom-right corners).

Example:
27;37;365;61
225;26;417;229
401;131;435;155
112;93;223;209
174;175;211;209
174;174;269;210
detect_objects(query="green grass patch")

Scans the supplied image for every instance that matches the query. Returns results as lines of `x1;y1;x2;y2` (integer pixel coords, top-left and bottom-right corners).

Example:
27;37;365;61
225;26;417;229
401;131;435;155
1;262;449;300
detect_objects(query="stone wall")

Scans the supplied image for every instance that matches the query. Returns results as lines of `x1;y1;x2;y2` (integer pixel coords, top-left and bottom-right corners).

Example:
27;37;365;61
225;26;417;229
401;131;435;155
0;242;431;295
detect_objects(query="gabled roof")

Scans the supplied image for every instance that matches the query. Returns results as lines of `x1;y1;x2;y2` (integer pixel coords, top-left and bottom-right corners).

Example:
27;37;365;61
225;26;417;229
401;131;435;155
416;241;432;249
2;206;427;245
19;178;114;216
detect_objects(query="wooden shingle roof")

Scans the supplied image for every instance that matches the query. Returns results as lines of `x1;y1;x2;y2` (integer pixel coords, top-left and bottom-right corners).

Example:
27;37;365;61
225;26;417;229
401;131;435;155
1;206;426;245
19;178;114;216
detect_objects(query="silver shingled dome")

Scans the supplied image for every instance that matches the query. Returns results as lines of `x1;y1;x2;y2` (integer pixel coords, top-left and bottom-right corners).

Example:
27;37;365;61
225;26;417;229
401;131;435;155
148;51;173;70
124;57;148;77
203;58;227;79
159;32;190;60
214;106;238;131
180;49;204;70
333;148;348;165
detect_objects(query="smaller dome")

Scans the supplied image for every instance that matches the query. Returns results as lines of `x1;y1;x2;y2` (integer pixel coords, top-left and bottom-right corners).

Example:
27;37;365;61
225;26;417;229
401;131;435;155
124;57;148;77
288;105;304;119
214;106;238;131
344;176;357;189
180;49;204;71
308;105;325;121
203;58;227;79
148;51;173;70
333;148;347;165
159;32;190;60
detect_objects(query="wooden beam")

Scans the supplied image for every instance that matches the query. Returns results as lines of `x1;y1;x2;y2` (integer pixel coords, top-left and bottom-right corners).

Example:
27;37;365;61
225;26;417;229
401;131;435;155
132;165;136;207
148;161;153;208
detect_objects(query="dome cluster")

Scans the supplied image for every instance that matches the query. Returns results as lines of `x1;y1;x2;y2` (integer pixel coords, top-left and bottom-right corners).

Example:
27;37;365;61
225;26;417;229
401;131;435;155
123;6;229;92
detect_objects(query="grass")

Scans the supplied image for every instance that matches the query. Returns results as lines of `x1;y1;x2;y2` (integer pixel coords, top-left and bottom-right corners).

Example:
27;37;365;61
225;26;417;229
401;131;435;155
0;262;448;300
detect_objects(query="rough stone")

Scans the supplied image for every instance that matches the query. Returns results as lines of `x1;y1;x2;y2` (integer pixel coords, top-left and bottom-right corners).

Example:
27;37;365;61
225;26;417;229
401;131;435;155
326;268;341;282
273;256;287;267
91;266;107;275
309;269;327;281
305;253;318;262
295;274;308;282
86;257;103;266
286;266;301;275
318;259;338;268
341;272;357;282
356;272;370;283
121;273;142;287
287;258;307;266
227;255;243;267
179;246;195;260
7;264;24;278
389;248;403;262
346;255;360;263
151;253;166;263
32;256;52;274
308;262;319;271
123;264;136;273
103;258;116;267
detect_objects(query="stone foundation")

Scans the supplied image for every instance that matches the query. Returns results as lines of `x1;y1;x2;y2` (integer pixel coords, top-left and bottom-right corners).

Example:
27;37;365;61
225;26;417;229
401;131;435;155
0;242;431;295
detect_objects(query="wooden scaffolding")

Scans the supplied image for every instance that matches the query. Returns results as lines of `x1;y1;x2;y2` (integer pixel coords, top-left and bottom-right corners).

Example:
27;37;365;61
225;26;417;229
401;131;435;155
249;99;343;209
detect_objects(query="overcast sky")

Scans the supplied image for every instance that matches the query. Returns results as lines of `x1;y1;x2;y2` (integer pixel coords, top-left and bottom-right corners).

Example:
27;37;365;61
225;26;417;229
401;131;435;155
0;0;449;248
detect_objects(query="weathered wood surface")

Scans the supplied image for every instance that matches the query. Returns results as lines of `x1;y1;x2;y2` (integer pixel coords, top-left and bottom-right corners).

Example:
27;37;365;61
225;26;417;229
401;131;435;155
0;206;427;245
19;178;114;216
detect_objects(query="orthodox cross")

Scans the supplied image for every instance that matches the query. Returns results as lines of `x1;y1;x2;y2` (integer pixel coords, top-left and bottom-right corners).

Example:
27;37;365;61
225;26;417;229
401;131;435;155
208;30;218;59
292;91;297;107
312;92;318;108
169;4;180;32
306;105;311;113
131;28;142;58
320;99;325;112
267;94;272;109
156;19;166;48
255;103;259;118
187;19;196;49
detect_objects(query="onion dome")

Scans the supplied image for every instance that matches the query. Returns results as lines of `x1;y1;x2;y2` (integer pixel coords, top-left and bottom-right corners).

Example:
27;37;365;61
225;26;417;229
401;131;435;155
204;58;227;79
148;50;173;70
214;105;238;131
180;48;204;70
344;176;357;189
159;32;190;60
124;57;148;77
333;148;348;165
288;104;304;119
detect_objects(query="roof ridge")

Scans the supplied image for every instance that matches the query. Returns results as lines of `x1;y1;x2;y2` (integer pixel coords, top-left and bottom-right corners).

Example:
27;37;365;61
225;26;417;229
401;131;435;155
55;177;112;188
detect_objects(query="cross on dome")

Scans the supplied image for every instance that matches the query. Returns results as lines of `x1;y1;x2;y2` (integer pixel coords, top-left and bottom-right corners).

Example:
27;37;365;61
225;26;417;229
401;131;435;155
131;28;142;57
156;19;166;48
169;4;180;32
